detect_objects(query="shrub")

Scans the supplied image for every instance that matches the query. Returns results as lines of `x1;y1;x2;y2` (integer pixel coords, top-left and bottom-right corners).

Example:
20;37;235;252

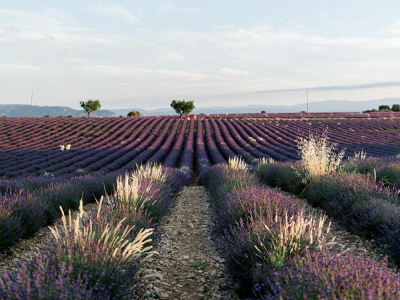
127;111;142;117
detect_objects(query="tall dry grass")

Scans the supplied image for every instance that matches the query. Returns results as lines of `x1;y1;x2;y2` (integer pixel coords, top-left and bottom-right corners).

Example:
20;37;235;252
255;210;337;269
296;129;345;183
258;157;275;165
49;197;156;268
132;163;166;182
228;156;249;172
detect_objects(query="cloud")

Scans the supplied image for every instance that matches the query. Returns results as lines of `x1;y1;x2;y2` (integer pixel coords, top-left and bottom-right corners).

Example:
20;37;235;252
389;22;400;35
157;2;201;17
156;51;187;60
0;64;41;72
86;4;139;22
252;82;400;93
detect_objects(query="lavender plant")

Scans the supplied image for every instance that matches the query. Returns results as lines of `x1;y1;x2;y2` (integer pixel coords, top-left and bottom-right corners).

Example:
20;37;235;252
257;247;400;300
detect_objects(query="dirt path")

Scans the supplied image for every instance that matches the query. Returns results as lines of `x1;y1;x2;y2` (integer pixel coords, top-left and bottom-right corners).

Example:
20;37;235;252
142;186;238;299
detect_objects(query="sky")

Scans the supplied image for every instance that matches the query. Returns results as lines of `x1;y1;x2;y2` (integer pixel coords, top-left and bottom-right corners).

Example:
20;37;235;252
1;0;400;111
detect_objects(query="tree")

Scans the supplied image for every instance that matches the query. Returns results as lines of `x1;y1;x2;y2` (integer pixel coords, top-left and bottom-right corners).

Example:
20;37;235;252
170;99;195;119
80;100;101;118
127;111;141;117
392;104;400;112
379;105;391;112
261;110;266;113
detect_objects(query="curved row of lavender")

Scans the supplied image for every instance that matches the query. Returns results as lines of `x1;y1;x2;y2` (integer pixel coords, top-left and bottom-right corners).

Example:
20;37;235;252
201;164;400;299
0;167;185;299
0;173;118;252
254;159;400;287
2;117;400;179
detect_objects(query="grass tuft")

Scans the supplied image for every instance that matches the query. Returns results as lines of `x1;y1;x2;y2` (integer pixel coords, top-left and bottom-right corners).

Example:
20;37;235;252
255;210;337;269
296;129;345;183
228;156;249;172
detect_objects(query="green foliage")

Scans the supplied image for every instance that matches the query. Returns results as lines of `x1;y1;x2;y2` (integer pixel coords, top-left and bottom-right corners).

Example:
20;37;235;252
127;111;141;117
44;115;53;117
392;104;400;112
67;115;73;117
261;110;266;113
80;99;101;118
379;105;391;112
170;99;195;119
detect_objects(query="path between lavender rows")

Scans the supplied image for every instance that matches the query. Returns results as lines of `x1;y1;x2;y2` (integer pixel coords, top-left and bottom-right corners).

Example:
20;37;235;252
142;186;239;300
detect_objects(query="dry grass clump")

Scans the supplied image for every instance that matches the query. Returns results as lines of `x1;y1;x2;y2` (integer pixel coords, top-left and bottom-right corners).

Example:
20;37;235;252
255;210;337;269
347;149;367;163
228;156;249;171
296;129;345;182
113;174;155;210
49;197;156;268
258;157;275;165
132;163;166;182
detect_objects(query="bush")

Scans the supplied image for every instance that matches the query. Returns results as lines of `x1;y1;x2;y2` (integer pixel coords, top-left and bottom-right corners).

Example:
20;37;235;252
127;111;141;117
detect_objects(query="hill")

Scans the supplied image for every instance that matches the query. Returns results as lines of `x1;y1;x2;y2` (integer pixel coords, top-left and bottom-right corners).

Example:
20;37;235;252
111;98;400;116
0;104;116;117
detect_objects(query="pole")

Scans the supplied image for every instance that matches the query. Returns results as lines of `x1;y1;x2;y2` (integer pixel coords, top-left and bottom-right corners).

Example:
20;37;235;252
30;92;33;118
307;89;309;116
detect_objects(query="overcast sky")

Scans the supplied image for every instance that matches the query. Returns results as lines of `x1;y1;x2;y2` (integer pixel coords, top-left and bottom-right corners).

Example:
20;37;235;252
1;0;400;110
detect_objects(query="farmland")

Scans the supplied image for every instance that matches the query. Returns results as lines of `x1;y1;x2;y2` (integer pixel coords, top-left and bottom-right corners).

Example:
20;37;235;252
2;115;400;299
1;115;400;179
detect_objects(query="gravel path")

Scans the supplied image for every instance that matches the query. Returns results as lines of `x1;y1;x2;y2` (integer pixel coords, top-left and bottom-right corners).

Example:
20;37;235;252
142;186;239;299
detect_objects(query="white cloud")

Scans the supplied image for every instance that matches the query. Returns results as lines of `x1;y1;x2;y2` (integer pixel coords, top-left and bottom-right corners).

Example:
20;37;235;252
389;21;400;34
0;64;41;72
157;2;201;17
86;4;139;22
156;51;187;60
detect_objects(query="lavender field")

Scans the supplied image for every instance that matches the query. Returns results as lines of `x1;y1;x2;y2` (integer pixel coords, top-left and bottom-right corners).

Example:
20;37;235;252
2;115;400;299
1;115;400;180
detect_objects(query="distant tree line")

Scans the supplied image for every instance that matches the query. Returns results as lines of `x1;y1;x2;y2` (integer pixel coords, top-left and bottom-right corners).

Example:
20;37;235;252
363;104;400;113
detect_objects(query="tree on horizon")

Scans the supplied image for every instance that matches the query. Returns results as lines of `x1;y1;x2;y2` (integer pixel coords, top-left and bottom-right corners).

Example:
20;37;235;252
80;100;101;118
170;99;195;119
127;110;141;117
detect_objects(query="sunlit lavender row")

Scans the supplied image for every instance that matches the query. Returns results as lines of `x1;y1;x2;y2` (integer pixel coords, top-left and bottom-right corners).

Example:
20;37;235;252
0;165;184;299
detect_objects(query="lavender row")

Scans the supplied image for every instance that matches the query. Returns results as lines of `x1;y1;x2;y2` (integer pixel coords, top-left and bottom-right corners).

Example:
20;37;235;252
202;164;400;299
195;118;212;184
0;166;185;299
145;118;182;166
0;172;117;252
162;119;189;168
254;161;400;267
203;118;226;165
0;118;148;177
112;118;175;174
177;118;196;183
